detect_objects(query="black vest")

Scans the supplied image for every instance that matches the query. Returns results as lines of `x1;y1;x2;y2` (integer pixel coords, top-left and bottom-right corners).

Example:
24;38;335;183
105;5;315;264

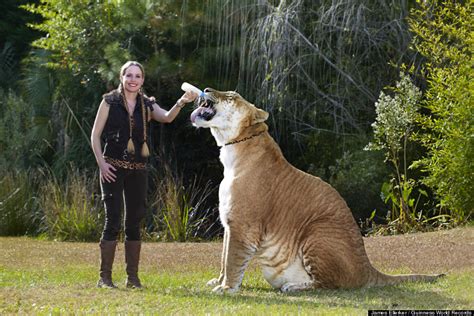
102;90;154;164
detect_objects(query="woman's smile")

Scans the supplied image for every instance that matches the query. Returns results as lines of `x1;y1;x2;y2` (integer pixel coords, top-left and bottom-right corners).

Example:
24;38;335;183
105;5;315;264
122;65;144;92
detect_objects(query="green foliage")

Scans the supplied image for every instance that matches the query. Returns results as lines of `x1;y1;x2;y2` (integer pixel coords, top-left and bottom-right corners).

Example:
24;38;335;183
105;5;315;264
21;0;203;93
366;72;430;233
39;167;103;241
410;1;473;220
367;73;421;165
0;0;43;90
22;1;118;74
149;166;217;242
367;72;422;155
0;42;16;87
0;170;40;236
328;147;389;224
0;89;47;169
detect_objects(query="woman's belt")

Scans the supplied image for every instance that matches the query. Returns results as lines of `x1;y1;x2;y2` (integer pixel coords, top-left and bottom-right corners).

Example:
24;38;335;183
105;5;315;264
104;156;146;170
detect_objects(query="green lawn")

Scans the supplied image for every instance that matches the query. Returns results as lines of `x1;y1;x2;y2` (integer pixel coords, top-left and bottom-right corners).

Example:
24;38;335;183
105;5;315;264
0;237;472;315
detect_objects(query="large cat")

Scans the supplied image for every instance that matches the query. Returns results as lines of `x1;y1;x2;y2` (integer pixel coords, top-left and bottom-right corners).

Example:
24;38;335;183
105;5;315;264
191;88;444;294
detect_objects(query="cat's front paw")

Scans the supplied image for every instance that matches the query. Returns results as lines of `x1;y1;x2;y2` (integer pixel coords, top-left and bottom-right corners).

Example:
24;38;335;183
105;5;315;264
280;281;313;293
212;284;239;294
206;278;221;287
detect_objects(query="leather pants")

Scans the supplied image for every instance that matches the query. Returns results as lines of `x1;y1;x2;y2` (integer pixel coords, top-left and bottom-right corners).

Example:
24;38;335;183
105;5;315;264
100;168;147;241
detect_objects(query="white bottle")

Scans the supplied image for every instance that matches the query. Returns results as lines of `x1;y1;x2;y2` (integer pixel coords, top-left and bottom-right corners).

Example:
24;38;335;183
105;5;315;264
181;82;206;98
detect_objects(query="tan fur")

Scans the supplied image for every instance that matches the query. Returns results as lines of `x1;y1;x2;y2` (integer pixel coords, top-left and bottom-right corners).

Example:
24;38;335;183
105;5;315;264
191;89;444;294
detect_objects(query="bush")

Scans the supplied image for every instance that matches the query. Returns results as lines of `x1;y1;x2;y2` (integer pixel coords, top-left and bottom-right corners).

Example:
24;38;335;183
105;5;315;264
0;169;40;236
148;165;218;242
329;148;389;225
365;72;432;234
410;1;473;221
0;89;47;169
39;167;103;241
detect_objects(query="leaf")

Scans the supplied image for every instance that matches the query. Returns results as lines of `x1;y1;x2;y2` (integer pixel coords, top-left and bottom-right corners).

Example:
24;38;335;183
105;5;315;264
418;189;428;198
369;210;376;221
381;182;393;203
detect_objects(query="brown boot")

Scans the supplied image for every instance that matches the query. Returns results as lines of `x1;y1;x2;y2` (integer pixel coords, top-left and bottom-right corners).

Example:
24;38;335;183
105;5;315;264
125;240;143;288
97;239;118;288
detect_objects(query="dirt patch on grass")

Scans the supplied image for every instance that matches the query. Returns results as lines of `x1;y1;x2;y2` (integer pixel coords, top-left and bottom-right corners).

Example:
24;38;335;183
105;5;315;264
142;226;473;274
1;226;473;275
364;227;474;274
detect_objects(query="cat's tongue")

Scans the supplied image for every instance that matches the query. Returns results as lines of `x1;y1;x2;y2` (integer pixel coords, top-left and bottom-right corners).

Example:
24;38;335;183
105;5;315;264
190;107;205;123
191;107;215;123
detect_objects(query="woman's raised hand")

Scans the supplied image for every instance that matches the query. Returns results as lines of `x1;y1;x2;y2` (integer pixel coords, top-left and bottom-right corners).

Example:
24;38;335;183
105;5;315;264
179;91;198;104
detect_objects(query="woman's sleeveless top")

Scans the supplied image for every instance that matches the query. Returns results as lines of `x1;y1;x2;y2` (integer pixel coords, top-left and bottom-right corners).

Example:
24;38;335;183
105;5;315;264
102;90;154;170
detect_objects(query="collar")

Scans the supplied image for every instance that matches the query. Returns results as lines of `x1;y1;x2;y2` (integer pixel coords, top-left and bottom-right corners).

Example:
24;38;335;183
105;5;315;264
224;131;265;146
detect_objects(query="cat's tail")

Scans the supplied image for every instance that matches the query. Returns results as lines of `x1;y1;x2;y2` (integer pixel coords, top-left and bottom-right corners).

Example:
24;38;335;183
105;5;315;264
367;268;445;287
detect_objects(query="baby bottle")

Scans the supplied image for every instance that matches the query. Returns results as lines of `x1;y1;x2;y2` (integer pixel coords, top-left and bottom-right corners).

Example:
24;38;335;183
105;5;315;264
181;82;206;98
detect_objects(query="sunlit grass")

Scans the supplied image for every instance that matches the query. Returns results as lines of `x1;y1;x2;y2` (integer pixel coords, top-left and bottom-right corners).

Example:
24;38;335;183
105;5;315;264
0;237;472;314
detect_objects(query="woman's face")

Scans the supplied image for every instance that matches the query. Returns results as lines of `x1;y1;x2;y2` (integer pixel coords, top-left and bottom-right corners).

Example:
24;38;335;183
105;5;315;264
121;65;144;94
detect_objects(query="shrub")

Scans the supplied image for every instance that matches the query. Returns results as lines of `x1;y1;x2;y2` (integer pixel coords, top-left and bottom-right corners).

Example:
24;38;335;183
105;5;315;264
0;169;40;236
328;148;389;226
366;72;429;233
39;167;103;241
409;1;473;221
149;165;218;242
0;89;47;169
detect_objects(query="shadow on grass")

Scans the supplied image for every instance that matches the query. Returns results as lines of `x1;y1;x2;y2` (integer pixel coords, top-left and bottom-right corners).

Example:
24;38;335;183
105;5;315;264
155;282;462;310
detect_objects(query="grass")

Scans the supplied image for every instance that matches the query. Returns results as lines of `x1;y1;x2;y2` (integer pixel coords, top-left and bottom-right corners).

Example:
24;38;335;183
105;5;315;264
39;167;103;242
0;237;473;315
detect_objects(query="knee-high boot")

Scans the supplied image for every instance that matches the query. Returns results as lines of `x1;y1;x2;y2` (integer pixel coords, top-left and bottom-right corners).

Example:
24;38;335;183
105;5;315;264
125;240;143;288
97;239;118;288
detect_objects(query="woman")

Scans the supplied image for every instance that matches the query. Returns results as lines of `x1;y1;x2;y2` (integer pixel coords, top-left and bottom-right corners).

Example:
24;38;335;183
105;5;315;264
91;61;196;289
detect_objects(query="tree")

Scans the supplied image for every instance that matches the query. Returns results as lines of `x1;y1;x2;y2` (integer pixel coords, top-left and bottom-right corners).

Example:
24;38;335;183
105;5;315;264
0;0;42;89
410;1;473;221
